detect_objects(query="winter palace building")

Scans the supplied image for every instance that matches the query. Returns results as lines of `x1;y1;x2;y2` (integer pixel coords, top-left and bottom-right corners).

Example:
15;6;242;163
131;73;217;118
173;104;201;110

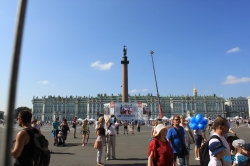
31;87;249;121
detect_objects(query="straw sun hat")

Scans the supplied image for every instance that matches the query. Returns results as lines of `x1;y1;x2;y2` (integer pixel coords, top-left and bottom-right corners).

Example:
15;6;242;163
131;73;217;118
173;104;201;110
98;116;104;123
154;124;167;137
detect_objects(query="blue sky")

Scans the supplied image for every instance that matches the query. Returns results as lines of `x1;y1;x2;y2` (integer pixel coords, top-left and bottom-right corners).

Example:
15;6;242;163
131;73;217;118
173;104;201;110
1;1;250;114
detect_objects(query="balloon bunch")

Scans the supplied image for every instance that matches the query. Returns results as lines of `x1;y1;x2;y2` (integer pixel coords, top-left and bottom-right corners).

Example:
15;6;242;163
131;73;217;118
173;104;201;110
189;114;208;130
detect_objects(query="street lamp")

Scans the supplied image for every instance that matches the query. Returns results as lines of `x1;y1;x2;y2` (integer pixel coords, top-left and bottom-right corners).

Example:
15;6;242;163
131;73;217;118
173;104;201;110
150;51;162;119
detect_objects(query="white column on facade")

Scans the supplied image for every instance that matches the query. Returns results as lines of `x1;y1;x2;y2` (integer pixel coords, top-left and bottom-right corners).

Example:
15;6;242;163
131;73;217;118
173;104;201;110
92;102;94;119
181;101;184;113
182;102;184;115
190;101;193;112
42;100;45;121
170;101;173;117
153;102;155;119
65;102;67;120
185;102;187;112
87;103;89;119
204;102;207;117
75;101;78;118
53;101;55;119
216;102;218;114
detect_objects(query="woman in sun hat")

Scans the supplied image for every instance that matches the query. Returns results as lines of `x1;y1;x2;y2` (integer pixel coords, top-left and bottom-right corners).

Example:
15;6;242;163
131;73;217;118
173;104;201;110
148;124;174;166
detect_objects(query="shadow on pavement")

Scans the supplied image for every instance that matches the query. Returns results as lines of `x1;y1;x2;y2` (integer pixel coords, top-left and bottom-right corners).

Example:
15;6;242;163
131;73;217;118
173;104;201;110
51;152;75;155
64;143;82;146
113;158;147;161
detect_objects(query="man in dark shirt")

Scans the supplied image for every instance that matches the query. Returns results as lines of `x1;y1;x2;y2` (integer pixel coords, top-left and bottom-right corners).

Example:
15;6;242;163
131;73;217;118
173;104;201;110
11;110;39;166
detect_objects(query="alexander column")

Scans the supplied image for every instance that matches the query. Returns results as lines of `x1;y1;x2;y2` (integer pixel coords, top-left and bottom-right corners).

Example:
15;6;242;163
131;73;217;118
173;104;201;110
121;45;129;102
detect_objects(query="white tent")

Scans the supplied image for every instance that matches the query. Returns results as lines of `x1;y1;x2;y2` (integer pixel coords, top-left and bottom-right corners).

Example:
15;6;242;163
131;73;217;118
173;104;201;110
162;116;168;120
77;118;83;122
89;118;96;121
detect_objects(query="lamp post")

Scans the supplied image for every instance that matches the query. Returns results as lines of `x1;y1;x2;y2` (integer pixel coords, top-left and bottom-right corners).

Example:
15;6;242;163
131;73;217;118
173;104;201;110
150;51;162;119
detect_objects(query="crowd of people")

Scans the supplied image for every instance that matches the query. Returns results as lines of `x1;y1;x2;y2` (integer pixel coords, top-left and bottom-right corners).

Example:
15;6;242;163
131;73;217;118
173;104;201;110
148;115;250;166
10;110;250;166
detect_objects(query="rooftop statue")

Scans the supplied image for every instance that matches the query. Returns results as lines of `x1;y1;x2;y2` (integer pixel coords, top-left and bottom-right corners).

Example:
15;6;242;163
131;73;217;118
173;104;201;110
123;45;127;56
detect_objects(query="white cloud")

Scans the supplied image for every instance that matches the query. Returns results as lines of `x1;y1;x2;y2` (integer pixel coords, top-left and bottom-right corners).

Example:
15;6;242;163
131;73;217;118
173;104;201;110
130;89;139;93
226;47;241;54
38;80;49;85
90;61;114;70
141;89;148;92
222;75;250;85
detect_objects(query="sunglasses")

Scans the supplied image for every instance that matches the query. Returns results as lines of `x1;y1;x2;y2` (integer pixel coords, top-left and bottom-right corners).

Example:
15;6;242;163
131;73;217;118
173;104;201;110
174;119;180;121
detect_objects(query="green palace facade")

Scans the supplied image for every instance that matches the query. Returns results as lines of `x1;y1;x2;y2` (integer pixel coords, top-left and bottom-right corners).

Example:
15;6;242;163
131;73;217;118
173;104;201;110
31;87;243;121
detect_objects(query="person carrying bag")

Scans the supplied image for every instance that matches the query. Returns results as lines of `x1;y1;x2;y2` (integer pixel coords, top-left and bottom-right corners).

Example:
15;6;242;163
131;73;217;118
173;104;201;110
94;136;103;149
96;117;106;166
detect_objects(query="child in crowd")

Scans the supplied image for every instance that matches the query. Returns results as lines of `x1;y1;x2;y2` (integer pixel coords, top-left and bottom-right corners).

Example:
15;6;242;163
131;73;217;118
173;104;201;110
57;131;63;145
208;141;226;166
232;139;249;166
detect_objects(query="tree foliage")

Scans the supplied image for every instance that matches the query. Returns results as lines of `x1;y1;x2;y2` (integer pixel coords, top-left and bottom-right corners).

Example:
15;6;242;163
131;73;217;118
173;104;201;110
14;106;32;118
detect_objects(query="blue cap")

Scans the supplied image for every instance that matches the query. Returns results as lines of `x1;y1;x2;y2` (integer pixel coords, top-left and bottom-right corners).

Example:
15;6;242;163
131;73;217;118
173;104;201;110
209;142;226;156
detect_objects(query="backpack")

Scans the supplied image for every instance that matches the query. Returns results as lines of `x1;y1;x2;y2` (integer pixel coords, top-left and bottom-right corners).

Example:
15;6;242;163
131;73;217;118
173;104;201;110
25;128;51;166
199;135;222;166
61;125;69;133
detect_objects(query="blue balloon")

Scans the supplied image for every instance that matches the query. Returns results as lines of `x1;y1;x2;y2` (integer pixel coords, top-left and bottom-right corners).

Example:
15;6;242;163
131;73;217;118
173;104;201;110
190;123;198;130
196;114;203;124
190;117;196;123
198;123;205;130
200;119;208;125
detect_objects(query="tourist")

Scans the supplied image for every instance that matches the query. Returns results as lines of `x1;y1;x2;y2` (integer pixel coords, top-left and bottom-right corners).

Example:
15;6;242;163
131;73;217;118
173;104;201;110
231;139;248;166
208;141;226;166
115;120;119;136
60;119;70;145
137;122;141;132
72;117;77;138
209;117;231;166
130;119;135;134
123;120;128;134
52;118;60;145
208;118;213;132
167;115;186;166
31;119;41;134
96;116;106;166
180;115;195;166
12;110;40;166
151;121;158;137
81;119;89;146
193;127;203;160
148;124;173;166
236;119;240;128
106;114;116;160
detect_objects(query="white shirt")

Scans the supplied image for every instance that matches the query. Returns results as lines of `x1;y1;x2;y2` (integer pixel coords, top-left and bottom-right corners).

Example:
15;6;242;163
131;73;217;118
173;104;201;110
209;133;231;166
208;156;222;166
194;129;202;135
106;123;116;135
32;124;40;131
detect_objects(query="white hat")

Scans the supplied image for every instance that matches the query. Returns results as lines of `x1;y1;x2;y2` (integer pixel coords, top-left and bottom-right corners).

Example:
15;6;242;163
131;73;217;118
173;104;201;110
232;139;245;148
154;124;166;137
